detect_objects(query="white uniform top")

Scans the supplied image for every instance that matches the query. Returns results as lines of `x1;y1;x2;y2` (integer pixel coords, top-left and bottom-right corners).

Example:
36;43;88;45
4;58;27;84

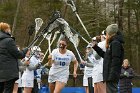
83;54;95;79
98;40;106;52
83;54;94;86
48;48;76;83
22;56;40;80
92;40;106;83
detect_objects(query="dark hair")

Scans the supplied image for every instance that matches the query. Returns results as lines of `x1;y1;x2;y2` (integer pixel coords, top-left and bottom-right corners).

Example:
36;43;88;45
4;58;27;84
96;36;101;43
59;37;69;44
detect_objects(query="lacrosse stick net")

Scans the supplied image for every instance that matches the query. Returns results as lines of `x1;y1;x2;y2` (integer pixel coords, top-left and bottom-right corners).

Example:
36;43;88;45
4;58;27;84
42;31;60;62
66;0;91;38
35;18;43;39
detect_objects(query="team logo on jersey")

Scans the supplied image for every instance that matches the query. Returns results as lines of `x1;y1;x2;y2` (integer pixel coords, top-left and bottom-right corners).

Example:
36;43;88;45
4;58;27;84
55;57;69;61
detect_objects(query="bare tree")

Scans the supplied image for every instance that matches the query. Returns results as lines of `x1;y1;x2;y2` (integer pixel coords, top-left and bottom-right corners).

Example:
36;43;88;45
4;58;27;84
12;0;21;35
118;0;124;31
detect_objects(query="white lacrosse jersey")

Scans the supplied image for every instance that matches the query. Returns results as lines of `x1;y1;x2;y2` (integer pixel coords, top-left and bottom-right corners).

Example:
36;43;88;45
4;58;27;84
22;56;40;81
92;40;106;83
83;54;94;86
98;40;106;52
48;48;76;83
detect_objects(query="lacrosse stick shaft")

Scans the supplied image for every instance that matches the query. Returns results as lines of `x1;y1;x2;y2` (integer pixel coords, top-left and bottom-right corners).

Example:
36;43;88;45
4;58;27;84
27;35;40;48
75;12;91;38
34;31;37;40
48;41;51;54
69;25;89;44
27;27;47;49
74;45;82;61
38;83;41;89
67;0;91;38
48;34;52;54
42;49;49;63
27;33;50;62
88;77;94;93
42;32;58;62
28;23;52;49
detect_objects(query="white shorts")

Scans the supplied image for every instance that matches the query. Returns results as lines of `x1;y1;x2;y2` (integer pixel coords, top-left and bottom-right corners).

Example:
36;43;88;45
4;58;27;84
22;79;34;88
15;78;22;87
48;74;68;84
83;77;94;87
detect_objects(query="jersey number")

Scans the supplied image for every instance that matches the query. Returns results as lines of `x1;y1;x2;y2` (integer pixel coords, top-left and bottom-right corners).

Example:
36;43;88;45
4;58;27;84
60;62;65;66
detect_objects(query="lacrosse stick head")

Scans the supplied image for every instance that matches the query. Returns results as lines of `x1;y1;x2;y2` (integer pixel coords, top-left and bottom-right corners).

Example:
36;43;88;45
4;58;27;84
43;33;52;40
73;34;79;47
35;18;43;32
69;34;79;47
52;11;61;18
66;0;76;11
56;18;65;25
53;31;60;40
48;11;62;25
55;31;60;34
66;0;73;6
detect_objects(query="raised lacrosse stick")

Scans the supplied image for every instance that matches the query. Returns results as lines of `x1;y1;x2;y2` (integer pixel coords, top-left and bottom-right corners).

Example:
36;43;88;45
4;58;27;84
55;18;84;61
50;31;60;45
69;25;89;44
66;0;91;38
27;32;50;89
69;34;83;61
43;33;52;54
56;18;89;44
27;32;48;61
69;34;86;71
34;18;43;39
55;17;86;70
27;11;61;49
42;31;60;62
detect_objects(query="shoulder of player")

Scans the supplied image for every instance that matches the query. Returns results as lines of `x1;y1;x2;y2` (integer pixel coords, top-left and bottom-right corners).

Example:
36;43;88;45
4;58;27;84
66;50;74;56
52;48;58;53
66;49;73;53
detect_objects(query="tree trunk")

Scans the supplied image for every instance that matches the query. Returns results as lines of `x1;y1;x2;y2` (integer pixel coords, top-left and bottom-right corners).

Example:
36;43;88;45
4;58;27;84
127;0;132;65
134;9;140;74
118;0;124;31
113;1;117;23
12;0;21;35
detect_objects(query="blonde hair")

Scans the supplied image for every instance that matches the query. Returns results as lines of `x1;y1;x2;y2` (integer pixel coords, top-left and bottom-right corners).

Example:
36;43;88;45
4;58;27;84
0;22;10;32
